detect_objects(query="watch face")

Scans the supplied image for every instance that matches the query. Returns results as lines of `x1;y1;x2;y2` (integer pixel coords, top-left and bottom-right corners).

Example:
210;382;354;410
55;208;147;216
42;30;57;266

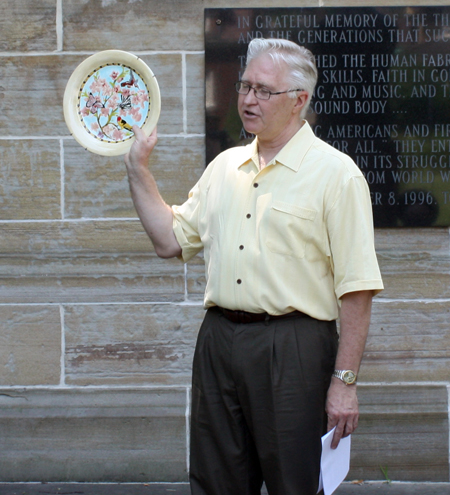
343;370;356;384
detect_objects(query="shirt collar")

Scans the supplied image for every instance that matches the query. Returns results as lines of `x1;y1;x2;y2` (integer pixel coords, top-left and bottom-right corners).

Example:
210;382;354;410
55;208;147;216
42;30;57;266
236;121;316;172
273;121;316;172
236;139;259;170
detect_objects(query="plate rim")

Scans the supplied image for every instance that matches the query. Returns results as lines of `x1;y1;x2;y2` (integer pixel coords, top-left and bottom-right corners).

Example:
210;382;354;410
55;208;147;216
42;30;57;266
63;49;161;156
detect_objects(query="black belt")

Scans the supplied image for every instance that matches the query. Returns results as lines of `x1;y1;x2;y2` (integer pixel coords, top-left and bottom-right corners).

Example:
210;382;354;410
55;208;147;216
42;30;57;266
218;307;307;324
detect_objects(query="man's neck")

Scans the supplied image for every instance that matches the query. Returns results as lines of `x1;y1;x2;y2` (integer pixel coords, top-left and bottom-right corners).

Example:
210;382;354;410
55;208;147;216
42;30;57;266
257;121;304;169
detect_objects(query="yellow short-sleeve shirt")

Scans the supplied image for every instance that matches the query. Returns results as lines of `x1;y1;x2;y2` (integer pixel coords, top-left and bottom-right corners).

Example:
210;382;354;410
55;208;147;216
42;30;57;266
172;121;383;321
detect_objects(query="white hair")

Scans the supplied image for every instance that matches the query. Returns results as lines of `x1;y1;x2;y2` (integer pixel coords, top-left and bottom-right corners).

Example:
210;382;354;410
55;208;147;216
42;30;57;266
246;38;318;118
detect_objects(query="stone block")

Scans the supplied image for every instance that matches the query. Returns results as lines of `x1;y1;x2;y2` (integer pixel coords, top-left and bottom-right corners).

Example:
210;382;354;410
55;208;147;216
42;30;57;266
64;135;204;219
0;55;76;137
350;385;449;482
186;54;205;135
360;301;450;382
375;228;450;299
64;303;205;386
205;0;317;6
377;255;450;300
0;140;61;220
324;0;449;4
63;141;134;220
149;136;205;206
0;388;188;482
375;229;449;255
139;53;184;135
0;306;61;386
0;1;57;52
186;253;206;302
63;0;204;51
0;221;186;304
0;255;186;305
0;221;154;256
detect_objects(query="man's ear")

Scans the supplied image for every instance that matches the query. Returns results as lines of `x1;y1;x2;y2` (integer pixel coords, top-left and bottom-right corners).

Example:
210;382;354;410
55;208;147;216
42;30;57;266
293;90;309;114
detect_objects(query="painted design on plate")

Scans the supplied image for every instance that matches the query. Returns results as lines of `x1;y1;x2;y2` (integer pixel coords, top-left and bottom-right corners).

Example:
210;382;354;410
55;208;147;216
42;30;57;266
78;64;150;143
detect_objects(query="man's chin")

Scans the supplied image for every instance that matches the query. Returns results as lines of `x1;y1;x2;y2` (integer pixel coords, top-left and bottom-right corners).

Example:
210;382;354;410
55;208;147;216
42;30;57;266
242;122;260;136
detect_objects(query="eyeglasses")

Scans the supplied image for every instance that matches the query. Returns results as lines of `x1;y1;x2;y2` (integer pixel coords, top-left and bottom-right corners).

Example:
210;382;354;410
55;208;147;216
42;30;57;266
235;81;303;100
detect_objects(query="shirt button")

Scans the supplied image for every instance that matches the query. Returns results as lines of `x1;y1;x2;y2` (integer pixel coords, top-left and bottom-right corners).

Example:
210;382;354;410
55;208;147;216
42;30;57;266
237;279;242;284
246;213;251;219
253;183;259;188
239;245;244;250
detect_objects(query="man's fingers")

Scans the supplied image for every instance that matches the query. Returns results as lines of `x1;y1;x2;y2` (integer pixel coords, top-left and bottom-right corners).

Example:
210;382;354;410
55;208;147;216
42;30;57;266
131;125;157;142
132;124;143;137
328;413;358;449
125;126;158;168
132;125;150;143
331;424;344;449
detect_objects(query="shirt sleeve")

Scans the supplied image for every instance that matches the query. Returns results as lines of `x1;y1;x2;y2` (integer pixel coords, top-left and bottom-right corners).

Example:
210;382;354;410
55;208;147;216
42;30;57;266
172;179;204;263
326;174;384;300
172;159;219;263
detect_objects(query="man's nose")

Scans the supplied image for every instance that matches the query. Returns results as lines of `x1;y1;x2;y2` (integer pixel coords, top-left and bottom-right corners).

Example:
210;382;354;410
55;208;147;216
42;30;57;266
243;88;258;103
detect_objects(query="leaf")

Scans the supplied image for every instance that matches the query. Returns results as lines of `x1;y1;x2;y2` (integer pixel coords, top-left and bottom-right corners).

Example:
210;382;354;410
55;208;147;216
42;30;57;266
379;465;391;484
350;480;364;485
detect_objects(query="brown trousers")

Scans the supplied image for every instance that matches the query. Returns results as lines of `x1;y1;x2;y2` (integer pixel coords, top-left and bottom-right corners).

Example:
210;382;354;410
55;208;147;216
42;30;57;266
190;307;338;495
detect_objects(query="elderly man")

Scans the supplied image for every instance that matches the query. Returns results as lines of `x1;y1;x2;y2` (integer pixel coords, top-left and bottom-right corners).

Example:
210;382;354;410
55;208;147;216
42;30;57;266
125;38;383;495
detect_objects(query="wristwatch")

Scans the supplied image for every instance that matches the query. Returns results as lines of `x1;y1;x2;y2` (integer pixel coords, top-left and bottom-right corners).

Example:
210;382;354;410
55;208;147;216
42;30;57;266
332;369;357;385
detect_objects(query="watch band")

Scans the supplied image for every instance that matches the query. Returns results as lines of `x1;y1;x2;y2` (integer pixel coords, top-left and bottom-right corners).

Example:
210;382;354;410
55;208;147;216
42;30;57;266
333;369;357;385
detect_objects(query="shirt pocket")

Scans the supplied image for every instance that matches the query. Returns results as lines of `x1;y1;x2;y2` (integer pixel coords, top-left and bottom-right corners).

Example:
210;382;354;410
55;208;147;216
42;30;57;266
265;201;317;259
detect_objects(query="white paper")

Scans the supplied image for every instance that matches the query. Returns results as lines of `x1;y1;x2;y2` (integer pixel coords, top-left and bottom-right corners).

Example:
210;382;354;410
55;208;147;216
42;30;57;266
317;427;351;495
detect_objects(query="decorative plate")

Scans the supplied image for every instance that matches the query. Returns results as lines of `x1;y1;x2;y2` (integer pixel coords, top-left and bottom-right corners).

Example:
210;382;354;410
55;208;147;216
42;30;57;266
63;50;161;156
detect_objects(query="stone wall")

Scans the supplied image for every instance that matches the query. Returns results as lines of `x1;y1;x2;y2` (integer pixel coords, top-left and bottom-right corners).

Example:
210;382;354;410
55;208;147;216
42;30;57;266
0;0;449;483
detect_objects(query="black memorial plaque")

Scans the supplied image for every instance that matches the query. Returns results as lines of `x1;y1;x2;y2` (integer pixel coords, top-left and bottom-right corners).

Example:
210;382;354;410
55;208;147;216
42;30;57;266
205;7;450;227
